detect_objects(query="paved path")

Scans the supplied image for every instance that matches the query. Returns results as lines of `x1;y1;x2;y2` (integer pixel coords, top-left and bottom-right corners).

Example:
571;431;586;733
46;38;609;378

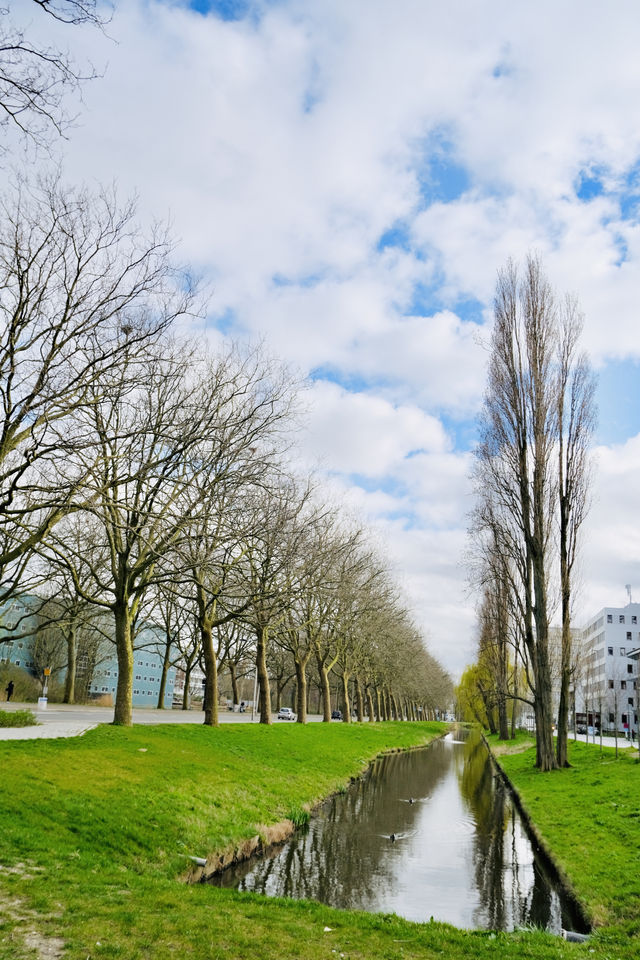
0;702;323;740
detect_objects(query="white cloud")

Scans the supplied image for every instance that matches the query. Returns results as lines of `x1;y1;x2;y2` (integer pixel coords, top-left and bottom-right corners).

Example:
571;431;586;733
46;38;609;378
578;435;640;621
301;381;448;476
21;0;640;677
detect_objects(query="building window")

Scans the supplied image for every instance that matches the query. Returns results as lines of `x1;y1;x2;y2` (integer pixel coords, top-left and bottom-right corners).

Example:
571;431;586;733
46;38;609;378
620;615;626;623
633;616;638;625
627;632;632;641
607;614;613;623
609;712;615;723
621;647;626;656
622;713;628;724
609;679;615;689
629;698;634;706
608;646;614;655
621;680;627;690
628;664;633;674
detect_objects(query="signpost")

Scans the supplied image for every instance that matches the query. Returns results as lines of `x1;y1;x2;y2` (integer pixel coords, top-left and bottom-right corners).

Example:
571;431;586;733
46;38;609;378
38;666;51;710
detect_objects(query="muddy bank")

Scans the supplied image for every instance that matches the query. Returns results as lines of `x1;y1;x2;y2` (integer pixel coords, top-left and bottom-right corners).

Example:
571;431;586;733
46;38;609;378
187;819;297;883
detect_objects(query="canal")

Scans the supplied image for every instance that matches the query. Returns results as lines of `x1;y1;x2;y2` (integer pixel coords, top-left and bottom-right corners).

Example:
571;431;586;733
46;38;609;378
211;729;587;933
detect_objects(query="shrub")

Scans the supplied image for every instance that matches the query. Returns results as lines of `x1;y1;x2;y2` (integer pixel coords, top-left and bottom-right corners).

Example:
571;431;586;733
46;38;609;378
0;708;38;727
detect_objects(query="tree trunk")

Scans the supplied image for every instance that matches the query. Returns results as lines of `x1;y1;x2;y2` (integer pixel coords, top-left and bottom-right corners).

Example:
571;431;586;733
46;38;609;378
156;632;172;710
317;656;331;722
256;624;272;724
532;629;557;770
374;685;382;721
497;693;509;740
365;686;375;723
229;662;240;707
63;621;77;704
182;662;192;710
113;598;133;726
380;688;388;721
556;493;572;766
197;583;219;728
295;654;309;723
201;621;219;727
341;672;351;723
354;676;364;723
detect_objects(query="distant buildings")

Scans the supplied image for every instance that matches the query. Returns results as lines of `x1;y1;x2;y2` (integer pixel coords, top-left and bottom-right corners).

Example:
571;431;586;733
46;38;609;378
0;594;176;708
575;602;640;736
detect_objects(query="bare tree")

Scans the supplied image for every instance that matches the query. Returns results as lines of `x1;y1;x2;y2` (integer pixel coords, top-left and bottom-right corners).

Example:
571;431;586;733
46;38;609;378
555;299;596;766
474;255;593;771
57;344;254;726
0;177;189;595
237;479;312;724
173;352;295;727
0;0;107;149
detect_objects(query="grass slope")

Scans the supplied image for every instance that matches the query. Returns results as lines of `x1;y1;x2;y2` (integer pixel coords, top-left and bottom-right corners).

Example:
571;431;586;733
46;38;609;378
0;722;629;960
499;739;640;938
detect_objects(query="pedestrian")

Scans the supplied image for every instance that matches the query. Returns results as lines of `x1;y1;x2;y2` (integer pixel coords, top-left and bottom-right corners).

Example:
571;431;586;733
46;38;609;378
5;679;14;702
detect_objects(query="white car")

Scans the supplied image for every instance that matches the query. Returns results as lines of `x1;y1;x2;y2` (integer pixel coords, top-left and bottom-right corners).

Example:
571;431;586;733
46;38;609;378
277;706;296;721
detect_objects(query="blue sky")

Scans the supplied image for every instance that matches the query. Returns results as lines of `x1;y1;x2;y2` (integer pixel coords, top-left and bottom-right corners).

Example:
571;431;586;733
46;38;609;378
51;0;640;675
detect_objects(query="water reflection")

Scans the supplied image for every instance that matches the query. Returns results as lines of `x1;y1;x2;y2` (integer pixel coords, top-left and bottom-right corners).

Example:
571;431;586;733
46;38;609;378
211;730;586;932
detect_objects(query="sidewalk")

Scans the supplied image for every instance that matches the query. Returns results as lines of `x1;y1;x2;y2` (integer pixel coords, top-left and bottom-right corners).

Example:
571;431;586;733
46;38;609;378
0;701;324;740
574;732;636;750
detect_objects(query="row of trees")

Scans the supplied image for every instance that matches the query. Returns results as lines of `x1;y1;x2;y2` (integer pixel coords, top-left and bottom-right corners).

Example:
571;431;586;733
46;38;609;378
0;4;450;727
462;255;596;771
0;176;451;726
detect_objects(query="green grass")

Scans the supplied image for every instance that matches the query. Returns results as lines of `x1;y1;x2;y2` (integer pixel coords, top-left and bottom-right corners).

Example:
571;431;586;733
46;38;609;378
484;728;536;754
0;721;633;960
0;708;37;727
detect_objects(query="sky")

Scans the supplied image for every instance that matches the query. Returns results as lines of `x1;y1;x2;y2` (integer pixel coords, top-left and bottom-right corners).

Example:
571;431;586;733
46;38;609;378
20;0;640;677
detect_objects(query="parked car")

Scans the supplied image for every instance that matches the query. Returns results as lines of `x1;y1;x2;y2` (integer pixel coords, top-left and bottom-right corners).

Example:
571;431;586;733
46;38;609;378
277;706;296;721
331;709;342;720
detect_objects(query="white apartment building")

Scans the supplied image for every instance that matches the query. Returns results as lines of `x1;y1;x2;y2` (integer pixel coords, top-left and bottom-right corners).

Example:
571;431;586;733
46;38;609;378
575;602;640;735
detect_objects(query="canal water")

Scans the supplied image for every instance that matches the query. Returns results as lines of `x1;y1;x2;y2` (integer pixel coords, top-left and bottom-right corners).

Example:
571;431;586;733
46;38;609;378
211;730;587;933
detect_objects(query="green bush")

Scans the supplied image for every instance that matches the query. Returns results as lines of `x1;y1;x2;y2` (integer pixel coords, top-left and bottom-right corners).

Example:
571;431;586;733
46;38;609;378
0;707;37;727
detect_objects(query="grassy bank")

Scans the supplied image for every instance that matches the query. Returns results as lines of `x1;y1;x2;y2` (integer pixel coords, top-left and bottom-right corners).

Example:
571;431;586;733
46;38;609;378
0;722;625;960
499;738;640;942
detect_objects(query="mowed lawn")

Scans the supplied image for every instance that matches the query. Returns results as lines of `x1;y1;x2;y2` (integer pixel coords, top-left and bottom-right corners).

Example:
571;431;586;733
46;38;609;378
0;722;636;960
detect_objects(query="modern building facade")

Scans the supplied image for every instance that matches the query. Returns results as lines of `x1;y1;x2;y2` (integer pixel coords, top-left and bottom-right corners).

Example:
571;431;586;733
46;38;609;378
576;602;640;736
0;594;175;708
88;623;176;708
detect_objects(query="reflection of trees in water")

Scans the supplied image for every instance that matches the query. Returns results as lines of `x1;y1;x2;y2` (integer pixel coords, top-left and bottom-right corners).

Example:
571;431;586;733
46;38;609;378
213;744;451;911
458;734;556;931
213;736;575;933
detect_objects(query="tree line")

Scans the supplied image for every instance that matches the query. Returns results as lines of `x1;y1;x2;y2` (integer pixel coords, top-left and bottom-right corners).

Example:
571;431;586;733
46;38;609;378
0;1;450;725
0;176;451;726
